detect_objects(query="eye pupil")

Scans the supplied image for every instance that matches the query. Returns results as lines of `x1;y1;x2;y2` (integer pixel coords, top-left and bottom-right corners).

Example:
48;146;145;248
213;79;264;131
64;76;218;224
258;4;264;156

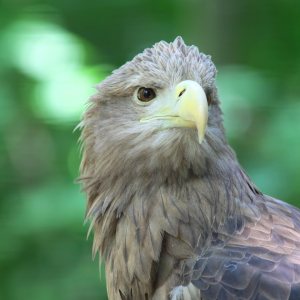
144;90;151;98
138;87;156;102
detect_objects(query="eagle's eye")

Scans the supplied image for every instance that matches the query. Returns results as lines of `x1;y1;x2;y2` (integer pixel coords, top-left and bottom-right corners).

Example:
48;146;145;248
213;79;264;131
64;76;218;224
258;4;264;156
137;87;156;102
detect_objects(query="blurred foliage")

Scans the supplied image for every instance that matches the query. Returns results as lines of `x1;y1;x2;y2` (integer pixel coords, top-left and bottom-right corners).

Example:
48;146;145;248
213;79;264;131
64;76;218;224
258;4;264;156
0;0;300;299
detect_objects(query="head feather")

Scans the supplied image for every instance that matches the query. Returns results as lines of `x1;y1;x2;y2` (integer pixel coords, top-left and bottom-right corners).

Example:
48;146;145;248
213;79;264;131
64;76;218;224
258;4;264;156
94;37;217;98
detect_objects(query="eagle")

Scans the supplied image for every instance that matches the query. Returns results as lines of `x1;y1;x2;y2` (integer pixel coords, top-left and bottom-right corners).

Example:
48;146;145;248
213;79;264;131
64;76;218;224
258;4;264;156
77;37;300;300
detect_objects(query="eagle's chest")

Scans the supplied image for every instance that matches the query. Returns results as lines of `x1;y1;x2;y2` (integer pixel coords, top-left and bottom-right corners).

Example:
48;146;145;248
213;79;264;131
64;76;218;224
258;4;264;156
98;181;220;299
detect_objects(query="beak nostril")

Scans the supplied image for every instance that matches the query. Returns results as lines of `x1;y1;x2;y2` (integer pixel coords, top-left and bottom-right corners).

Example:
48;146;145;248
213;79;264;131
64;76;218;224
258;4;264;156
178;89;186;97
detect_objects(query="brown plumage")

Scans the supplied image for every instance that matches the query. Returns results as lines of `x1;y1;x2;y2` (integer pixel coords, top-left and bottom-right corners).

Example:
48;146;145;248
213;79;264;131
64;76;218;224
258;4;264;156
77;37;300;300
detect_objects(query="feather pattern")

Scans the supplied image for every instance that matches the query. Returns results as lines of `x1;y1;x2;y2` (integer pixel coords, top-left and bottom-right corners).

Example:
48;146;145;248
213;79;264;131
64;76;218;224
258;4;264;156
77;37;300;299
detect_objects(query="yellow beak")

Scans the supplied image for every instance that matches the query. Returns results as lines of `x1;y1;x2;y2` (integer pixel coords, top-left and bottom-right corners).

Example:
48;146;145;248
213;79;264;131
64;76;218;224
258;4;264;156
140;80;208;144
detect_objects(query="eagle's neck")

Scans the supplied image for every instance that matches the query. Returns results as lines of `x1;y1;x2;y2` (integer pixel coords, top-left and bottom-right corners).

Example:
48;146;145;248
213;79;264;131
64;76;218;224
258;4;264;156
81;149;260;257
79;114;262;263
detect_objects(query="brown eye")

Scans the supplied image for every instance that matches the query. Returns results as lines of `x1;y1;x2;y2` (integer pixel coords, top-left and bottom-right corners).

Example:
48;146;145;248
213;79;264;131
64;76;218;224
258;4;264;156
137;87;156;102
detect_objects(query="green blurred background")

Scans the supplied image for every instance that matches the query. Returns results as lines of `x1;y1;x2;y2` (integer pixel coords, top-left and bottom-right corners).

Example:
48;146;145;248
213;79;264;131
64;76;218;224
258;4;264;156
0;0;300;299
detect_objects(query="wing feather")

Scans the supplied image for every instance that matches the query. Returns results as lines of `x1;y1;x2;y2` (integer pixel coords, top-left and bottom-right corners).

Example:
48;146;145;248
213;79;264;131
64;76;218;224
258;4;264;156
189;196;300;300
